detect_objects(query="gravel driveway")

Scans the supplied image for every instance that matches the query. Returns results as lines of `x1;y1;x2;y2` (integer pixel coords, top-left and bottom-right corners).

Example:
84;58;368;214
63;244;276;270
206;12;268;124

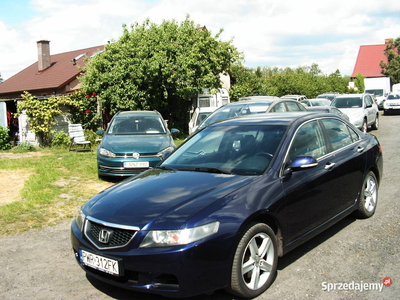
0;112;398;300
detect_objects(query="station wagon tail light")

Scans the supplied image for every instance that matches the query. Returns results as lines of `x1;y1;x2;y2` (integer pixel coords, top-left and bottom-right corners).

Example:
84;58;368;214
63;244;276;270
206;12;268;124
139;222;220;248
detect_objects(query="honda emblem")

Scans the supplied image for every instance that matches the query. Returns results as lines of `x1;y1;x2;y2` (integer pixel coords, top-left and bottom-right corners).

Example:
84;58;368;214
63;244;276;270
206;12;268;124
98;229;112;244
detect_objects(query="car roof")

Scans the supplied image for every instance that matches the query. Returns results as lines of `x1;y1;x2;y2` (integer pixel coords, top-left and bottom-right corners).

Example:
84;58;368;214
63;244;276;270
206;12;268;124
115;110;161;117
221;98;299;106
306;106;333;112
239;95;280;101
335;94;363;98
302;98;330;102
208;111;326;127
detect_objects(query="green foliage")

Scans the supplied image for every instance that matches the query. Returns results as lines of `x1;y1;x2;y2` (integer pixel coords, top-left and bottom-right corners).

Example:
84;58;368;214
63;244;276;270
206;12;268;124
79;16;241;132
380;37;400;84
51;130;70;148
0;126;12;150
354;73;365;92
12;141;36;152
67;92;101;130
84;129;101;145
16;92;80;146
229;64;350;100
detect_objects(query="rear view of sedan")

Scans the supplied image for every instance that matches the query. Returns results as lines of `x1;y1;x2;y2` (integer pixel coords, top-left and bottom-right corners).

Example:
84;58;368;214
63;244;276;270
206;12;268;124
71;112;383;298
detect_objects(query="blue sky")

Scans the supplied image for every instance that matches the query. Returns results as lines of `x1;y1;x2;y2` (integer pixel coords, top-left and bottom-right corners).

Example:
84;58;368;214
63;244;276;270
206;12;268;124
1;0;399;80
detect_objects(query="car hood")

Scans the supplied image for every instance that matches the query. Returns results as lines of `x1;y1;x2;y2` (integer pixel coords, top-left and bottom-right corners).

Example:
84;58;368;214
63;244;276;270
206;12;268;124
83;169;252;229
100;134;173;153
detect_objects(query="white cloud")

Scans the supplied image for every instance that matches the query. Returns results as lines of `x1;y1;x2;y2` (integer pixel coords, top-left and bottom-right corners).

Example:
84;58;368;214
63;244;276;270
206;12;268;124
1;0;400;80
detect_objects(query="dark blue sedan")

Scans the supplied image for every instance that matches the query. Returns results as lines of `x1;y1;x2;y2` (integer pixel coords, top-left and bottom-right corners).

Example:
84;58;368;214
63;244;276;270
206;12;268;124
71;112;383;298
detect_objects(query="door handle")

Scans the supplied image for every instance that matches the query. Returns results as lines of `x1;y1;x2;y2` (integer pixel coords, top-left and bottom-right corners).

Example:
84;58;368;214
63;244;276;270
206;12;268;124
357;147;365;153
325;162;336;170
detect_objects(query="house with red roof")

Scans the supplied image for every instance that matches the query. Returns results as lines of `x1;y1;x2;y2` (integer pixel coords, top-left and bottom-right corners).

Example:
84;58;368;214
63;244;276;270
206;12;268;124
350;39;392;104
350;39;390;79
0;41;104;145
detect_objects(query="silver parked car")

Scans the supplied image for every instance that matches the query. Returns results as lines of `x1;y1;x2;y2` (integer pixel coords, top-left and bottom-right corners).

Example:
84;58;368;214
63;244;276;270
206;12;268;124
331;94;379;133
306;106;350;122
300;98;331;107
196;96;307;132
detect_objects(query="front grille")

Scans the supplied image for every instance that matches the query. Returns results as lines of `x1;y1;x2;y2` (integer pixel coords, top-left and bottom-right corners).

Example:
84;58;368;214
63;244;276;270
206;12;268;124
84;217;139;249
114;153;158;158
109;168;148;175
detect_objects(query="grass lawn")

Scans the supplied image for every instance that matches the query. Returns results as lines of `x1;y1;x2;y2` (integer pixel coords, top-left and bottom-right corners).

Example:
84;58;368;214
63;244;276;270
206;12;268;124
0;138;186;236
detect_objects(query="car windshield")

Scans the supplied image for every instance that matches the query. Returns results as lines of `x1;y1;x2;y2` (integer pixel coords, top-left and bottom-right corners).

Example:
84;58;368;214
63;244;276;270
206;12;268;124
196;112;212;126
387;94;400;100
162;124;287;175
107;116;166;135
311;100;331;106
198;103;272;130
365;89;384;97
332;97;362;108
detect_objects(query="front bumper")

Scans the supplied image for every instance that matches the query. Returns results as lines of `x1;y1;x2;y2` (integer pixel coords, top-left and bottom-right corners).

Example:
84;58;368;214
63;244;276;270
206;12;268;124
70;221;232;298
383;102;400;114
97;156;161;177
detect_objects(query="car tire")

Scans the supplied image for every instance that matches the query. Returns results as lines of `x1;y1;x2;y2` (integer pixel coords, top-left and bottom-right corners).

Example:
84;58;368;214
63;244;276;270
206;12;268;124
361;119;368;133
227;223;278;298
371;114;379;130
354;171;378;219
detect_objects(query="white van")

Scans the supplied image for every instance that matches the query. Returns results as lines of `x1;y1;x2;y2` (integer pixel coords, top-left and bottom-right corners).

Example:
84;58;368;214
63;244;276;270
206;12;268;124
188;107;217;134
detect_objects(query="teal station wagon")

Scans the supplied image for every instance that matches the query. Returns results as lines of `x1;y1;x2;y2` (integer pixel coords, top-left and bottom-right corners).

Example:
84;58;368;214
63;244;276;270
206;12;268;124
97;111;179;178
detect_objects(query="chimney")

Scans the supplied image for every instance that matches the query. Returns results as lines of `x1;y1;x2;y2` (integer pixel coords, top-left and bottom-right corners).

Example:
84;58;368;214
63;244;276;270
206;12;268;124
37;40;51;71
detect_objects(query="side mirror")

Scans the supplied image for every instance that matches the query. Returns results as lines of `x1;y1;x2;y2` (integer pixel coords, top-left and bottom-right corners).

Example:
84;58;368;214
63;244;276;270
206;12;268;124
170;128;180;135
96;129;104;136
162;151;172;160
283;156;318;175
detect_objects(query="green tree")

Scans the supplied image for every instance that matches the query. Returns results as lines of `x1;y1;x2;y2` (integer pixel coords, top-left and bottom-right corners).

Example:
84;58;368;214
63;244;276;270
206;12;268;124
79;16;241;131
380;37;400;84
229;64;266;101
353;73;365;92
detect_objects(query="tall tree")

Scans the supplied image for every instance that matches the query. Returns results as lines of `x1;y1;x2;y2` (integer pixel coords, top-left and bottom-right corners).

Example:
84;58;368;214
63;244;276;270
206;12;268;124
380;37;400;84
79;16;241;131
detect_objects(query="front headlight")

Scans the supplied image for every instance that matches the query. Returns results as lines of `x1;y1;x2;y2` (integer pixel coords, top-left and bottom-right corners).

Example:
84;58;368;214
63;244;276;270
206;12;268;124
139;221;220;248
156;146;175;158
99;147;116;158
75;210;86;232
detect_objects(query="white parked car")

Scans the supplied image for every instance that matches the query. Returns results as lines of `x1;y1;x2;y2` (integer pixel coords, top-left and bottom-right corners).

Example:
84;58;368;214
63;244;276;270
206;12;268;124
331;94;379;133
188;107;217;134
383;93;400;115
280;94;307;102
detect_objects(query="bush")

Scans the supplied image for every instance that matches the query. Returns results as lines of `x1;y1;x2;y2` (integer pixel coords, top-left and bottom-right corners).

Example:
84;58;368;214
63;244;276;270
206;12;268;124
0;126;12;150
51;130;71;148
84;129;101;145
12;141;36;152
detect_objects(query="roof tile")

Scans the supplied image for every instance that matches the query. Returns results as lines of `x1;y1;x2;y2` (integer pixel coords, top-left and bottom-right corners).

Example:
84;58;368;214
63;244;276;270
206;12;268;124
0;45;104;94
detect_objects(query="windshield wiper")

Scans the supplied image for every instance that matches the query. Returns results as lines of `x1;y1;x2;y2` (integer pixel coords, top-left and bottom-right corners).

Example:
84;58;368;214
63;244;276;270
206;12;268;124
178;167;231;174
157;165;176;171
